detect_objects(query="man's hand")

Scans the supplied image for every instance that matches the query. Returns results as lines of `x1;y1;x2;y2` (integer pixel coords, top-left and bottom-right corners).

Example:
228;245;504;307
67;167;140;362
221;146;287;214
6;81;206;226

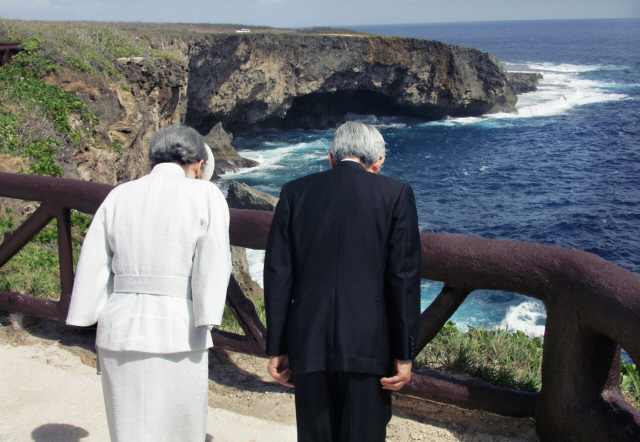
380;359;412;391
268;355;294;388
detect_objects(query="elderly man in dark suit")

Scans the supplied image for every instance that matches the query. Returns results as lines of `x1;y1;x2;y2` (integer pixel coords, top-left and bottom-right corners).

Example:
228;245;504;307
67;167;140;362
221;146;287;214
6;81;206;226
264;121;422;442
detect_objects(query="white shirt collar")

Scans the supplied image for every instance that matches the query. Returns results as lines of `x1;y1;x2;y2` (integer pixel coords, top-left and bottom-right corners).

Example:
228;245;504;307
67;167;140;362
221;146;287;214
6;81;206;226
150;162;186;177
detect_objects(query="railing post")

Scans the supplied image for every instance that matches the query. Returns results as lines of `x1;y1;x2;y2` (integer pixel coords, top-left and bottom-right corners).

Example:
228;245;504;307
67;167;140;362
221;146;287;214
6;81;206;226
55;208;74;319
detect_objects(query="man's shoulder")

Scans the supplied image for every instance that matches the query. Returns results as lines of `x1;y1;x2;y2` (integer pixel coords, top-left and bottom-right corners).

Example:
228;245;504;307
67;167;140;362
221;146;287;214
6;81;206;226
283;168;331;191
373;172;408;188
282;166;410;196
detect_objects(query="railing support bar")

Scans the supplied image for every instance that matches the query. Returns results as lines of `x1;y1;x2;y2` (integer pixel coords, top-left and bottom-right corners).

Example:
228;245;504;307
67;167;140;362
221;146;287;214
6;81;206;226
55;208;74;319
0;203;55;268
416;285;472;354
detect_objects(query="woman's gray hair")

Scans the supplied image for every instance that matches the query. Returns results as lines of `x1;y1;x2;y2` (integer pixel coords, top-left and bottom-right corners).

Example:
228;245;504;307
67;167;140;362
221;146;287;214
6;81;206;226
148;125;207;167
330;122;386;168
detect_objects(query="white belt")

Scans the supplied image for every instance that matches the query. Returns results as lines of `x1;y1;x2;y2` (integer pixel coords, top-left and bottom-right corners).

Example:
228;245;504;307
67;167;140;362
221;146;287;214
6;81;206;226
113;275;192;299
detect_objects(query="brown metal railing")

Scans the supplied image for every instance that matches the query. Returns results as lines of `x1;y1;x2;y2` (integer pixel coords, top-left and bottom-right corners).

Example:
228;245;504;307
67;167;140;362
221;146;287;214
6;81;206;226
0;42;21;67
1;171;638;441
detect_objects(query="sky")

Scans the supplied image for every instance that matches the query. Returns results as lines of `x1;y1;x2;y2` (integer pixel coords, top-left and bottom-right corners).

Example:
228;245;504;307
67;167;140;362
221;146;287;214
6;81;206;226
0;0;639;28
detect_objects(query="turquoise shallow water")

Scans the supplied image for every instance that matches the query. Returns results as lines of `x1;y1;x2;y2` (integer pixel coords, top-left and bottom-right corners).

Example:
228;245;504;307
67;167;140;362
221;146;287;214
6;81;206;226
223;20;640;350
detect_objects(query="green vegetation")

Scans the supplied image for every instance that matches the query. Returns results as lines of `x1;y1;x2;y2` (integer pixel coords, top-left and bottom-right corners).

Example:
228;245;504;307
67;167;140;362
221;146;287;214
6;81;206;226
218;298;267;335
414;321;639;409
300;27;371;36
0;30;102;176
111;141;122;154
415;321;542;392
0;208;92;300
1;21;149;77
622;363;640;409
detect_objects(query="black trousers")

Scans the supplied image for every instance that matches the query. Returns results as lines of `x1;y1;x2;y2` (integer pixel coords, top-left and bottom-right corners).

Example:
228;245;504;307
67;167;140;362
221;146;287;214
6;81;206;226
293;371;392;442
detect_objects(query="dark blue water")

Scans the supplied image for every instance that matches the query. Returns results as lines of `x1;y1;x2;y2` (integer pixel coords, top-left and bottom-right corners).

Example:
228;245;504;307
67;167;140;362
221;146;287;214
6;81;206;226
224;19;640;340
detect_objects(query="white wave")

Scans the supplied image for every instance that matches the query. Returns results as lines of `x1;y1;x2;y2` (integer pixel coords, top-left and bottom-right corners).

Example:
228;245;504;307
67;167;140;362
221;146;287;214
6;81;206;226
420;116;491;127
499;300;547;337
222;139;329;178
504;61;607;74
423;62;628;126
346;113;408;129
246;249;266;288
511;71;628;118
507;62;628;118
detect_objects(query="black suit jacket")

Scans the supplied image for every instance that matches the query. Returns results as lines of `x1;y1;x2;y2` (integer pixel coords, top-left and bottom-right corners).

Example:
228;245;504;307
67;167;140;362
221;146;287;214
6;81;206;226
264;160;422;376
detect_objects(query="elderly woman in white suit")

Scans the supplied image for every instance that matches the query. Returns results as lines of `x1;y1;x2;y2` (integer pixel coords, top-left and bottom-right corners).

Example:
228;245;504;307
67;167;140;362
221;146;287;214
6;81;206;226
66;125;231;442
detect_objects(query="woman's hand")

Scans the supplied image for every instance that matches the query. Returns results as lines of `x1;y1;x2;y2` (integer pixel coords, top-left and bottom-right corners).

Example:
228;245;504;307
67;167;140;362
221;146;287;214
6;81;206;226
268;355;294;388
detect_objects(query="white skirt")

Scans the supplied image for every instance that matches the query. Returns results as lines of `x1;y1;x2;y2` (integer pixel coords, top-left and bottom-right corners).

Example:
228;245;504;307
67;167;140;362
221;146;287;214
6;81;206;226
98;348;209;442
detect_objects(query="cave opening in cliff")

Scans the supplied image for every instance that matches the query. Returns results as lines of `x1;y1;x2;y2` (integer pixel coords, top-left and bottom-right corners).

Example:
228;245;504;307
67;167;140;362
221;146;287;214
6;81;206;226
228;90;428;133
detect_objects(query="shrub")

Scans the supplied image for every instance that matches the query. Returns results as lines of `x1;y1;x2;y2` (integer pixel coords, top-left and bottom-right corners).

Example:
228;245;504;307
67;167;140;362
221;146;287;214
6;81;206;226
1;21;150;78
218;298;266;335
622;363;639;409
415;321;543;392
0;32;98;176
0;209;93;300
415;321;639;409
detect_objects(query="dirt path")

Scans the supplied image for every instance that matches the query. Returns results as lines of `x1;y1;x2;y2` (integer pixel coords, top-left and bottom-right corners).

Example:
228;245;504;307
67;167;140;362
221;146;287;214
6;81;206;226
0;314;538;441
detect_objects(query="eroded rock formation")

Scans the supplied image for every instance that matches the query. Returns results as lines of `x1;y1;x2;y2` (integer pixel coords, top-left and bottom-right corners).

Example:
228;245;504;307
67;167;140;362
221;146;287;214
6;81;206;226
204;123;258;176
44;60;188;183
227;181;278;212
183;34;534;134
506;72;543;95
43;33;540;183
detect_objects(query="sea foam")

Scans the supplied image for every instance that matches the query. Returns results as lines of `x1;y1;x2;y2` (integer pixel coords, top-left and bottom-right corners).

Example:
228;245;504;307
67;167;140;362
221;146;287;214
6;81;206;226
246;249;266;288
498;300;547;337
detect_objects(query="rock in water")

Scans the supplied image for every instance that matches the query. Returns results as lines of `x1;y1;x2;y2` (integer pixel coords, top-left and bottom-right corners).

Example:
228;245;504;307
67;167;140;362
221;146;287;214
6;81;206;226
227;181;278;212
506;72;543;95
204;123;259;177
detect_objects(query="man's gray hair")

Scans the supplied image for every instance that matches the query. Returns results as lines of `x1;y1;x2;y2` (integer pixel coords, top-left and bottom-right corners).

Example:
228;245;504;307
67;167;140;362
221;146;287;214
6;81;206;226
149;125;207;167
330;121;386;168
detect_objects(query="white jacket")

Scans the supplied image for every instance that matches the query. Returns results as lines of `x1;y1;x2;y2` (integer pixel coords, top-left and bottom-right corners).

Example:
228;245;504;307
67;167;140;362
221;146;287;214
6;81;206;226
66;162;232;353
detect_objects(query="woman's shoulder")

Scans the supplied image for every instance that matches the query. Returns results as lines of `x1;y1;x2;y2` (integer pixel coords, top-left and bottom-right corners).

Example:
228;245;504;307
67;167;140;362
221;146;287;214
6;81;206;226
182;179;228;208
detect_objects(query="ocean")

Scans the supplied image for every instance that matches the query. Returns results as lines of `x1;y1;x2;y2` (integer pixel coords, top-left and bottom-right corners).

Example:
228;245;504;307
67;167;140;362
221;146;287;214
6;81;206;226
221;19;640;341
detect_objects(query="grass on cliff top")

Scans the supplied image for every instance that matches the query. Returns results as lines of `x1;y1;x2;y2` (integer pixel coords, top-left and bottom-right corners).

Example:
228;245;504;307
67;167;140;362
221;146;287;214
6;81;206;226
1;19;370;41
1;19;152;77
0;21;114;176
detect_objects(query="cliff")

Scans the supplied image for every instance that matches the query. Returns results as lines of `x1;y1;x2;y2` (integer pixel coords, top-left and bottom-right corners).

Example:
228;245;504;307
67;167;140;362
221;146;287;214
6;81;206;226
182;34;528;134
37;32;539;183
506;73;543;95
42;59;188;184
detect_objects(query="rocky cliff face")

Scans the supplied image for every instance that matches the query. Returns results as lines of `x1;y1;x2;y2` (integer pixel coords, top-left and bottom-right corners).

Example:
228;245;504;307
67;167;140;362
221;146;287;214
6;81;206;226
203;122;258;176
44;59;188;184
48;33;539;184
183;34;528;134
506;72;543;95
